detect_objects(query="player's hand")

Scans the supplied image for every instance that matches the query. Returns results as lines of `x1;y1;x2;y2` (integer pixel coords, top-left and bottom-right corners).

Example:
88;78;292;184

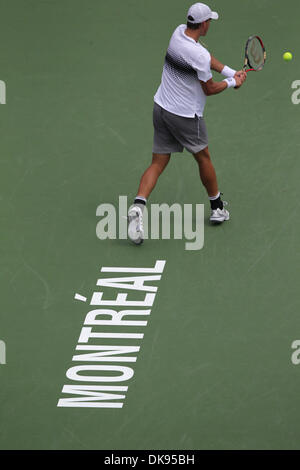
234;70;247;89
235;70;247;79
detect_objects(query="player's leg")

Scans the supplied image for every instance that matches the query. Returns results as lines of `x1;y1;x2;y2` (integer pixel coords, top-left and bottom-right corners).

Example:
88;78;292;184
128;153;170;245
136;153;171;199
127;102;182;245
193;146;229;223
193;146;219;196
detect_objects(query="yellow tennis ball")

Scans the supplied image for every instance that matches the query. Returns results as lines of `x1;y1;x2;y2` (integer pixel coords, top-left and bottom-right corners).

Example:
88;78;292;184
283;52;293;61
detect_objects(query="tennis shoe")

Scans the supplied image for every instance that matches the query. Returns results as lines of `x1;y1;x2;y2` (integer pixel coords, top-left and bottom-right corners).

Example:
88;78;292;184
128;205;144;245
210;201;230;223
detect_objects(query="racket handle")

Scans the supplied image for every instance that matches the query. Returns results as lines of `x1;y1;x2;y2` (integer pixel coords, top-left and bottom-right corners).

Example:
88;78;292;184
234;67;248;89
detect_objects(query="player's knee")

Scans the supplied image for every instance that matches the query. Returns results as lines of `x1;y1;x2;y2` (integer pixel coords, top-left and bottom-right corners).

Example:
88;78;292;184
193;146;210;162
202;146;210;158
151;154;170;174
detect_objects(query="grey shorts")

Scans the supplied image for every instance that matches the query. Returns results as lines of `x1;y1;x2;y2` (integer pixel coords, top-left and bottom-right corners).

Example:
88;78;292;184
152;102;208;155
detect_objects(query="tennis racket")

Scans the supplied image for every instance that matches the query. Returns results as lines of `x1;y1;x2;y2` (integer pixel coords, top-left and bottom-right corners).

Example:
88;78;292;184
243;35;266;72
235;35;266;89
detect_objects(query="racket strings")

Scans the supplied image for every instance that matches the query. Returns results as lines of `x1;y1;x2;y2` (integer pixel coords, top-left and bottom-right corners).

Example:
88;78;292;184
247;37;265;71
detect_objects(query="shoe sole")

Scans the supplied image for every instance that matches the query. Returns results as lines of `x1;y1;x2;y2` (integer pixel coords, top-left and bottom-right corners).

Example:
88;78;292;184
128;232;144;245
128;213;144;245
131;238;144;245
128;233;144;245
210;214;230;224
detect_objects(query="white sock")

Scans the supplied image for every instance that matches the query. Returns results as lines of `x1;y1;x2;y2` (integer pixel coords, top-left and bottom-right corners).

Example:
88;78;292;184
208;192;220;201
135;196;147;204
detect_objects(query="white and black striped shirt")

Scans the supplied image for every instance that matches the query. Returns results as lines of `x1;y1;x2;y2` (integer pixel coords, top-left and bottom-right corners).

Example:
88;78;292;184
154;24;212;118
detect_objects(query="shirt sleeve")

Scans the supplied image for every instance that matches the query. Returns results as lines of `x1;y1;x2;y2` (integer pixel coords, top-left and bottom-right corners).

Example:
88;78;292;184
191;49;212;83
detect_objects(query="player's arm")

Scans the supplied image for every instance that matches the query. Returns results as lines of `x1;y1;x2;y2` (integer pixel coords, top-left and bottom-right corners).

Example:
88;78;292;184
210;54;246;81
200;78;227;95
201;74;245;96
195;51;246;96
210;55;225;73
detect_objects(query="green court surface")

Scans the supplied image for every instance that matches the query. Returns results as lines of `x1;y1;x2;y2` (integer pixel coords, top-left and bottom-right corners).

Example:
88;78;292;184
1;0;300;450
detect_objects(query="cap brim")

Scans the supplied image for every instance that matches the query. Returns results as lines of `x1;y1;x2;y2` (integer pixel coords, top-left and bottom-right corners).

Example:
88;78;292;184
211;11;219;20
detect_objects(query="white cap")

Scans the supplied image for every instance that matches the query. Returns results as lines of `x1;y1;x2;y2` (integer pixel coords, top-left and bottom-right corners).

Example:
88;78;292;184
187;3;219;23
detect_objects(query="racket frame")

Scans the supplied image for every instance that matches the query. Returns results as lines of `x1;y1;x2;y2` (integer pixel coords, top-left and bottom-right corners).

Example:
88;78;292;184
243;35;266;72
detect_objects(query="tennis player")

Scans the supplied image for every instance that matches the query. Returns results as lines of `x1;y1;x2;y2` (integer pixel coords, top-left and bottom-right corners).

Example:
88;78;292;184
128;2;246;244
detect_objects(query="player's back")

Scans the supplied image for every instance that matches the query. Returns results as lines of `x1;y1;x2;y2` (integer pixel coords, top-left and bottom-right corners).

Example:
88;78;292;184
154;24;212;118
